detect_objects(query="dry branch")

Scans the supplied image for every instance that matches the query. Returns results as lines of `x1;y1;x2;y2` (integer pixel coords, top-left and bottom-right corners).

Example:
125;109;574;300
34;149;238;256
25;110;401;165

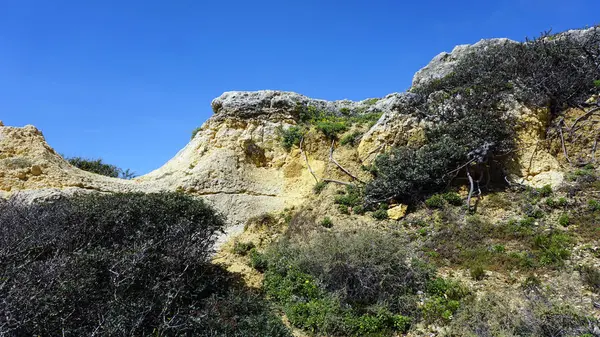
300;137;319;183
329;140;363;183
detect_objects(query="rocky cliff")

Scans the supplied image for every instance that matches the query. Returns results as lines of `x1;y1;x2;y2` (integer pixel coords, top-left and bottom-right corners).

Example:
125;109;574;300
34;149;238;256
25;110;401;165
2;27;598;228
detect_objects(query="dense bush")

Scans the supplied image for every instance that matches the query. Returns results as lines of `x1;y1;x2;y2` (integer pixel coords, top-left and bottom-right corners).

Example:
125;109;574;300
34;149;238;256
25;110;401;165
277;126;304;151
261;230;468;336
66;156;136;179
451;291;600;337
0;192;289;336
367;27;600;205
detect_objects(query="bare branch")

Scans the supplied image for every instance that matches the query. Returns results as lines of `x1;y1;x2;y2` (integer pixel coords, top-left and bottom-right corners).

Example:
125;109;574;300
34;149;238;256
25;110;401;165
329;140;363;183
299;136;319;183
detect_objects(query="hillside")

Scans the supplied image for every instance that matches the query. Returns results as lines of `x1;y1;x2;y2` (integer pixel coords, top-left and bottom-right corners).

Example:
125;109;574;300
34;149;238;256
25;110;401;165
2;26;600;336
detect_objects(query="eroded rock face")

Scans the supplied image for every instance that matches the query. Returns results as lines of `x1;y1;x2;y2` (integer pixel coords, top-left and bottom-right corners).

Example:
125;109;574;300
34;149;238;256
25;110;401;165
6;28;595;226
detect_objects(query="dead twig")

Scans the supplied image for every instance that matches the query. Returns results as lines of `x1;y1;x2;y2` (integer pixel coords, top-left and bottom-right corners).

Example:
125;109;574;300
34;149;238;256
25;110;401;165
322;178;355;187
300;137;319;183
466;166;474;212
569;106;600;135
557;118;573;166
329;140;363;183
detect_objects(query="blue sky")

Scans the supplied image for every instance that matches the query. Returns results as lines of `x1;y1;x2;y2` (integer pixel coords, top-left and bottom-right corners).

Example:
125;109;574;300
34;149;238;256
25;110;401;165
1;0;598;175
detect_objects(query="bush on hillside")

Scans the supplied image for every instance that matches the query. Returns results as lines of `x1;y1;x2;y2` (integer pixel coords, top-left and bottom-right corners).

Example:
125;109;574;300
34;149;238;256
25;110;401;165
0;192;289;336
261;230;468;335
367;27;600;205
66;156;136;179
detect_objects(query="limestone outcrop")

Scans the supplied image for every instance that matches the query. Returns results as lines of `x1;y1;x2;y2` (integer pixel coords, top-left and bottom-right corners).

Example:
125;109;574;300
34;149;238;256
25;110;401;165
4;28;596;227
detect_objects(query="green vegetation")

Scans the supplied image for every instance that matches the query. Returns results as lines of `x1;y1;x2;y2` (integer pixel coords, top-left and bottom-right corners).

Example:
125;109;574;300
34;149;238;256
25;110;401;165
340;131;363;146
320;216;333;228
233;241;256;256
425;192;463;209
313;181;327;194
316;121;348;140
191;126;202;139
367;28;600;205
261;230;467;336
66;156;136;179
278;126;304;151
558;213;570;226
334;185;364;214
0;192;289;336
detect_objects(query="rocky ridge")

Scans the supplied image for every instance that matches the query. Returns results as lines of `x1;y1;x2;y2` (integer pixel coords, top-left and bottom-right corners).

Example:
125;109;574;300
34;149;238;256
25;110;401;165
4;29;596;227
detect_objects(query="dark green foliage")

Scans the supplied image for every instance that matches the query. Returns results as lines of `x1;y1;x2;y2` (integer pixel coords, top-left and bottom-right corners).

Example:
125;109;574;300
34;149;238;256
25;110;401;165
442;192;463;206
320;217;333;228
278;126;304;151
313;181;327;194
334;185;363;208
537;185;553;197
422;278;470;323
451;292;600;337
595;79;600;87
316;121;348;140
340;131;363;147
0;192;289;336
352;205;365;215
233;241;256;256
368;27;600;204
262;230;444;336
533;232;572;267
469;265;486;281
579;265;600;293
191;126;202;139
425;194;445;209
372;209;388;220
558;213;570;227
588;199;600;212
249;248;268;272
67;156;136;179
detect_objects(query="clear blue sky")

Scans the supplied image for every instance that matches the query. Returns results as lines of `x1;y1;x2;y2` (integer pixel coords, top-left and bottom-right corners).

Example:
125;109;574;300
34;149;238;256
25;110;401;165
1;0;598;175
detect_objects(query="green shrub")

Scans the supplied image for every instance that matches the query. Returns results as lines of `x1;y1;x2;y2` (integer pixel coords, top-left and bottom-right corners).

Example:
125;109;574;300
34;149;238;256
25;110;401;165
233;241;256;256
557;197;568;207
423;278;469;323
334;185;363;208
492;244;506;253
443;192;463;206
0;192;289;336
588;200;600;212
579;265;600;293
340;131;363;146
66;156;136;179
313;181;327;194
352;205;365;215
533;232;572;267
316;121;348;140
320;217;333;228
278;126;304;151
558;213;570;227
338;204;350;214
249;248;268;272
470;265;486;280
191;126;202;139
519;217;536;227
425;194;445;209
545;198;557;208
262;230;437;336
537;184;553;197
372;209;388;220
369;27;600;205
